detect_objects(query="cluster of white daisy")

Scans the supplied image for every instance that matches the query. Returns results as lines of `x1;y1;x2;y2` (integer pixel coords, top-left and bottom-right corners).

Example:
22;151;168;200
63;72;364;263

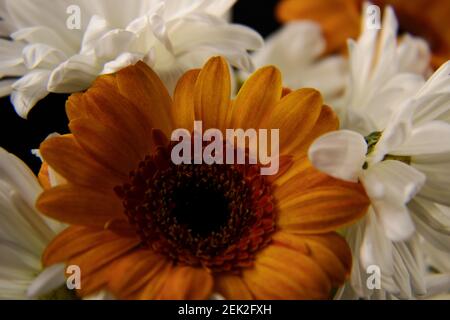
307;6;450;300
0;0;261;117
0;0;449;300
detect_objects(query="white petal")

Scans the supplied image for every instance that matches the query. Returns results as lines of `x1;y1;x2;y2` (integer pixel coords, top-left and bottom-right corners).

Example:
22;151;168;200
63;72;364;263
27;264;66;299
367;6;399;94
413;93;450;125
249;22;346;100
423;240;450;273
360;209;395;276
360;161;425;241
393;121;450;155
0;147;42;208
369;103;415;163
0;39;26;77
396;34;431;76
0;148;60;242
155;63;186;96
0;279;30;299
345;220;373;298
169;19;262;73
308;130;367;182
424;274;450;298
413;153;450;206
94;29;139;61
101;52;143;74
393;239;427;297
417;60;450;97
409;198;450;236
5;0;81;49
391;245;413;298
80;15;112;54
414;214;450;253
11;26;76;54
0;240;41;277
47;54;100;93
22;43;66;70
172;21;263;55
253;22;326;67
10;70;51;118
364;73;424;131
149;7;174;54
0;79;15;97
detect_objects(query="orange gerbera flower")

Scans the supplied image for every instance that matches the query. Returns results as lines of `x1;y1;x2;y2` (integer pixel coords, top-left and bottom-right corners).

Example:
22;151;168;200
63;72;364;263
276;0;450;68
36;57;369;300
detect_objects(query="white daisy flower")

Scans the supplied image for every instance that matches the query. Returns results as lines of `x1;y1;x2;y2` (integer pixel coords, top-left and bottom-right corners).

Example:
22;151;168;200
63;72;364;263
308;4;450;299
242;21;347;103
0;0;262;118
0;147;113;299
0;147;66;299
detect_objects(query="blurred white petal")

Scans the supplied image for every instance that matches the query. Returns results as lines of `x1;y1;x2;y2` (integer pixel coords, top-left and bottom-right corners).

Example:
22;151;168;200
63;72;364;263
360;161;424;241
10;70;51;118
308;130;367;182
27;264;66;299
393;121;450;155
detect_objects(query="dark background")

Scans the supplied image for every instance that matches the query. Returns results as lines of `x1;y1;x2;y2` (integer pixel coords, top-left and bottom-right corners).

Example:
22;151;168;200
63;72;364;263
0;0;280;174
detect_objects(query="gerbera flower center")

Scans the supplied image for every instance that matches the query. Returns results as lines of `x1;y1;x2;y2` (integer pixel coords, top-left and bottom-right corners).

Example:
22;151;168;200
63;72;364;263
171;179;230;236
115;141;277;273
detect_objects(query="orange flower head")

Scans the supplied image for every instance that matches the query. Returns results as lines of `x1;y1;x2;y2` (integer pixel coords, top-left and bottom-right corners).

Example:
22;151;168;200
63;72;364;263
37;57;369;300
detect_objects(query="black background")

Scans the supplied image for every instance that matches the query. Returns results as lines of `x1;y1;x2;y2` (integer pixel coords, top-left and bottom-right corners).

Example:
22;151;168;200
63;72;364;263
0;0;280;173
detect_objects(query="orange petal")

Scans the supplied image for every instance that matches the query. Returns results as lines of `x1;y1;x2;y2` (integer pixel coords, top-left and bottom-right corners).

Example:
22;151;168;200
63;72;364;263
277;186;369;233
37;185;125;227
77;263;112;297
139;263;174;299
81;86;152;154
172;69;200;131
90;73;118;91
115;61;173;135
40;134;125;190
273;232;352;287
243;244;331;299
214;274;254;300
296;105;339;155
42;226;140;297
194;57;231;131
266;155;293;184
69;119;142;178
68;237;140;278
157;266;213;300
66;92;87;121
273;156;332;201
262;88;323;155
108;250;168;299
42;226;138;265
104;219;138;238
230;66;282;129
38;163;52;190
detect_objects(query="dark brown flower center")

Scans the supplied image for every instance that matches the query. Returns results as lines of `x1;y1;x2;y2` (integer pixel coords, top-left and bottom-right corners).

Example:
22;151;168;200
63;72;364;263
115;142;276;273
